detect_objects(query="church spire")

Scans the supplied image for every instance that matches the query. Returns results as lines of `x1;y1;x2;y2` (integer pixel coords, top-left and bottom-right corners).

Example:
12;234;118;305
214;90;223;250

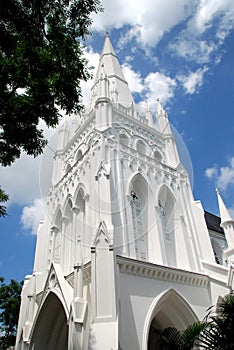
216;189;234;257
100;31;117;59
90;33;134;108
216;188;233;224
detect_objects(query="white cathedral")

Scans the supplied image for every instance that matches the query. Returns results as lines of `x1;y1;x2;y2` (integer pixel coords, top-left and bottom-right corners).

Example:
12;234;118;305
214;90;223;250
16;34;234;350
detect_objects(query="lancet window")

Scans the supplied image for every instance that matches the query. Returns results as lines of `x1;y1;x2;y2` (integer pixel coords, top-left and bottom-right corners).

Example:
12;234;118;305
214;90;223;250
211;238;225;265
53;210;62;263
74;188;86;259
130;174;148;261
158;186;176;266
136;140;147;155
119;133;129;147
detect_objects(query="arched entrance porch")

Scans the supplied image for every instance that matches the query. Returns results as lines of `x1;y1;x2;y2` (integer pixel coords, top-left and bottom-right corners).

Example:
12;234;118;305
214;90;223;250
30;292;68;350
143;289;198;350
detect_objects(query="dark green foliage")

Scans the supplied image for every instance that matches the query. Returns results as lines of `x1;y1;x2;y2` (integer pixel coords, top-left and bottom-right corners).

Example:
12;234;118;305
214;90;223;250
0;188;9;217
197;291;234;350
0;0;102;166
155;291;234;350
155;327;184;350
0;277;23;349
154;322;206;350
182;321;208;350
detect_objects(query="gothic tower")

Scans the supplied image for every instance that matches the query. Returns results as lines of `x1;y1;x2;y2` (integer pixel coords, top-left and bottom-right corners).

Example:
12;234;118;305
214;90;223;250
16;34;234;350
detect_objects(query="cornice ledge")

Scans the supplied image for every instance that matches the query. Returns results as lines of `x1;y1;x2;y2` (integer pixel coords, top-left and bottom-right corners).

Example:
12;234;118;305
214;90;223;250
117;256;209;288
201;260;228;284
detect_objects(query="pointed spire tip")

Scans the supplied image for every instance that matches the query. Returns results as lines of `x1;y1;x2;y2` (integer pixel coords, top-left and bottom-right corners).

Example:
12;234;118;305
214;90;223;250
216;189;233;223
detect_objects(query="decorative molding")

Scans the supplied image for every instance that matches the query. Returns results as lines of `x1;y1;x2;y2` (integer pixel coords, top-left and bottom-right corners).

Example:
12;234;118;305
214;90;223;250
95;161;110;181
117;256;209;288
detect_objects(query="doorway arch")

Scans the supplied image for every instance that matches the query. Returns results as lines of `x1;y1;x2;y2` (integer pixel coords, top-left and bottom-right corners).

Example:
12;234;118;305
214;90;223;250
142;289;198;350
30;292;68;350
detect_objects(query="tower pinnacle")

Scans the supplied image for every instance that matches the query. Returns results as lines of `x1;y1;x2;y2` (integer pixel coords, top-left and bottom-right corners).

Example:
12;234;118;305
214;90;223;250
90;34;134;107
216;188;233;224
216;188;234;253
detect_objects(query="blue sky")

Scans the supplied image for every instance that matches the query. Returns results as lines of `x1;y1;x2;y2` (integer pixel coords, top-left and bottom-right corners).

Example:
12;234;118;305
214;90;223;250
0;0;234;283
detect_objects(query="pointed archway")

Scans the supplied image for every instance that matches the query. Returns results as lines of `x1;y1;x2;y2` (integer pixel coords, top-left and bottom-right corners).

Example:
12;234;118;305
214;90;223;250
142;289;198;350
30;292;68;350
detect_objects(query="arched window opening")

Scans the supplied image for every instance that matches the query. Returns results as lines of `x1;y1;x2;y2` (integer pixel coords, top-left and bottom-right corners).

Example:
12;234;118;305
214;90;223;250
154;150;162;163
74;188;86;259
136;140;147;154
65;163;71;173
77;149;83;162
211;239;224;265
130;174;148;261
53;210;62;263
119;133;129;147
158;186;176;266
63;199;73;273
146;290;198;350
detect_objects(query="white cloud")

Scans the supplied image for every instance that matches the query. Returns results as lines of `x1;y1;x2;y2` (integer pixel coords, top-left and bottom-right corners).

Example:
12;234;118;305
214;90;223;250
229;205;234;219
205;157;234;191
205;166;218;179
170;0;234;63
0;154;41;206
80;47;100;105
143;72;176;108
122;63;144;94
217;158;234;190
93;0;191;47
92;0;234;67
191;0;234;35
178;67;208;94
171;39;216;64
0;120;57;206
21;198;45;234
109;60;176;108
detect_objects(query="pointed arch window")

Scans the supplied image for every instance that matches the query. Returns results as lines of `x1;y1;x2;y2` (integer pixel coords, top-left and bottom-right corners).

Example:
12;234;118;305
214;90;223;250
136;140;147;154
211;238;225;265
158;186;176;266
65;163;71;173
154;150;162;163
130;175;148;261
77;150;83;162
74;188;86;258
53;210;62;263
119;133;129;147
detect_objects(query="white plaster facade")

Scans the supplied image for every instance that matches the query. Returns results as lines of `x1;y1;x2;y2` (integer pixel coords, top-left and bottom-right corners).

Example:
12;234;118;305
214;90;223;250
15;34;234;350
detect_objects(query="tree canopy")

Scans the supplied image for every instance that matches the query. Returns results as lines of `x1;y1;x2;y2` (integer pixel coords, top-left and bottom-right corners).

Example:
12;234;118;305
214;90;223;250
0;277;23;349
0;0;102;216
0;0;102;166
0;187;9;217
